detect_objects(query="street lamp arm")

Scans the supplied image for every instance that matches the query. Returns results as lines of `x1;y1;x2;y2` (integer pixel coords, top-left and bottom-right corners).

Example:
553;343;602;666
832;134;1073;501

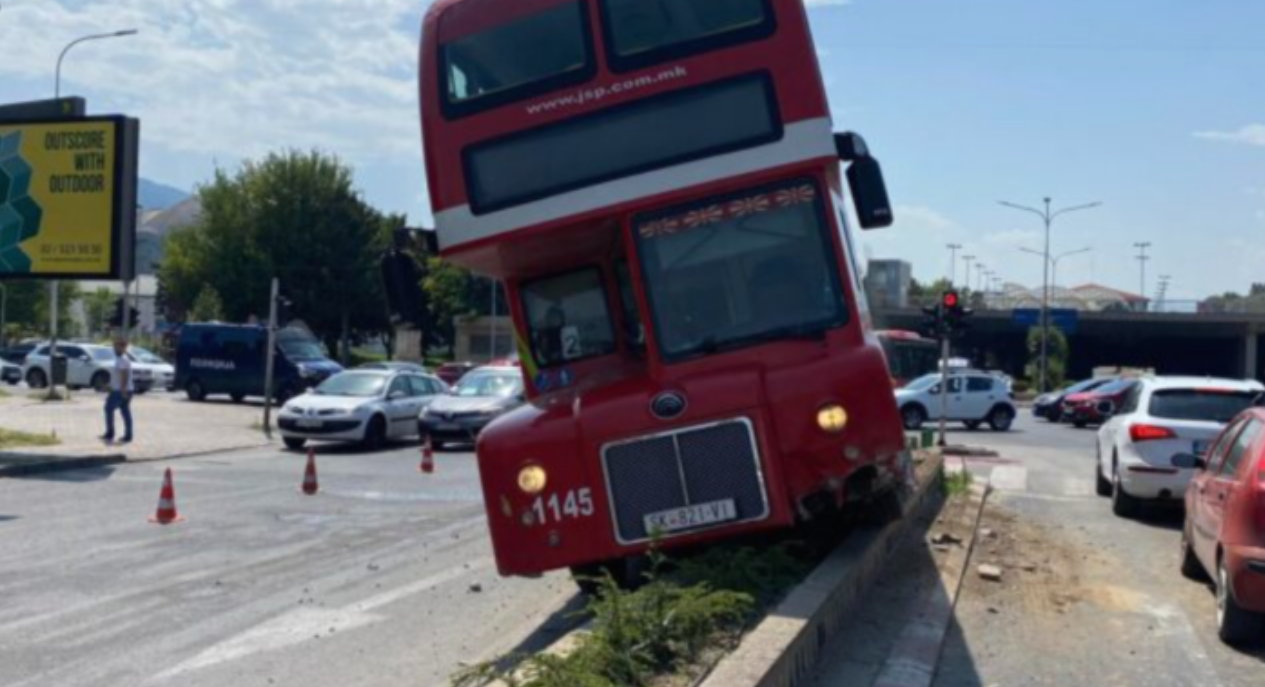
1054;247;1093;262
998;201;1047;220
1049;202;1103;221
1018;247;1047;261
55;29;140;98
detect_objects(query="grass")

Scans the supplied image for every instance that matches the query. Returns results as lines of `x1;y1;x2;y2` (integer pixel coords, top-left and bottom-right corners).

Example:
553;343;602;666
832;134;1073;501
943;468;973;498
452;544;813;687
0;428;61;450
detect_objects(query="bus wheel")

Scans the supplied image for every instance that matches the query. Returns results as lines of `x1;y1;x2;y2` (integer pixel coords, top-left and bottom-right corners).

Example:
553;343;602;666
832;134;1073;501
187;380;207;402
901;404;926;430
570;557;648;596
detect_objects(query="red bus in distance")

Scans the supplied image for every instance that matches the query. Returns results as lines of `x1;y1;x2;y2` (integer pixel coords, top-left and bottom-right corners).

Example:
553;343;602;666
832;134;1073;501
876;330;940;388
420;0;907;583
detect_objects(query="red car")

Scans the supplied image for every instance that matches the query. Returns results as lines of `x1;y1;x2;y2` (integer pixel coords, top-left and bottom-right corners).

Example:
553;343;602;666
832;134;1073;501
1177;408;1265;644
435;362;477;387
1062;378;1136;428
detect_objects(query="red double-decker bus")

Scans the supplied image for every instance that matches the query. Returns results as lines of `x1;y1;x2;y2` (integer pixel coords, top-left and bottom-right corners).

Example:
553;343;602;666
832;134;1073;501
420;0;906;582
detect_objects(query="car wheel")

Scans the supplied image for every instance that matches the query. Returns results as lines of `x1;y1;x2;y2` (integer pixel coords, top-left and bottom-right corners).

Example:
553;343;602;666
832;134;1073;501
1180;528;1208;582
283;437;306;451
1095;459;1112;497
363;415;387;451
1216;558;1263;645
1047;411;1063;423
1073;419;1088;429
963;420;981;431
26;368;47;389
91;371;110;393
1111;461;1141;518
901;404;926;431
987;406;1015;432
186;379;207;402
230;392;246;404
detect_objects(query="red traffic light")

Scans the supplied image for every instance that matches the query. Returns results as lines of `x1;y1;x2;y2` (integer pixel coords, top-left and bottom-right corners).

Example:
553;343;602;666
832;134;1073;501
942;291;960;309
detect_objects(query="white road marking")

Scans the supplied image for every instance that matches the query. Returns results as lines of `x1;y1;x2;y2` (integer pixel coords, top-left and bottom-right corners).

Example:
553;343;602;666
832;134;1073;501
1144;603;1226;687
153;557;493;681
988;466;1028;493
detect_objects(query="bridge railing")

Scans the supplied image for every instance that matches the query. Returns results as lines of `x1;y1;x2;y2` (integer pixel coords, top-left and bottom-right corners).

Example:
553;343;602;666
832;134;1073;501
882;294;1265;316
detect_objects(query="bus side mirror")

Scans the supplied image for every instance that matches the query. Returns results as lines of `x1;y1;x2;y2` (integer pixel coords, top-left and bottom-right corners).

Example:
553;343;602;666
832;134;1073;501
835;132;894;230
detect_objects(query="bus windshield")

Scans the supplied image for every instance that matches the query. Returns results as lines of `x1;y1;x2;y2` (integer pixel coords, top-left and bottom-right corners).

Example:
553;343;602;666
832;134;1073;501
522;268;617;366
442;2;591;115
635;179;847;362
600;0;770;67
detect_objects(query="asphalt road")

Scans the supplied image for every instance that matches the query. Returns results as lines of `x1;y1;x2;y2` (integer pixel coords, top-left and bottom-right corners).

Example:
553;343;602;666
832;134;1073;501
933;413;1265;687
0;442;578;687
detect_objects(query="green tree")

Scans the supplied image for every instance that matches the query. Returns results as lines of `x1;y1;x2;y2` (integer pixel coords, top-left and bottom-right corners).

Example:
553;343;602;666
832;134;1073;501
159;151;395;360
1026;326;1069;391
83;287;116;339
188;286;226;322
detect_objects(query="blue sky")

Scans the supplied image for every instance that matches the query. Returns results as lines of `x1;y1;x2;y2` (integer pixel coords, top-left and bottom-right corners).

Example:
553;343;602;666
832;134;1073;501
1;0;1261;300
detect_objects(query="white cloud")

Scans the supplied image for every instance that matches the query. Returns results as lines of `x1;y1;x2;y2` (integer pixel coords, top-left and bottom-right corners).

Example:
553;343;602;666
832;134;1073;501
1194;124;1265;147
894;205;956;232
0;0;427;163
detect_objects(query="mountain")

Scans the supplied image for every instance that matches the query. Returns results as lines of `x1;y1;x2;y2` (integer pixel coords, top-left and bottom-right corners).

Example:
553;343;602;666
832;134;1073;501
139;178;191;210
138;196;202;275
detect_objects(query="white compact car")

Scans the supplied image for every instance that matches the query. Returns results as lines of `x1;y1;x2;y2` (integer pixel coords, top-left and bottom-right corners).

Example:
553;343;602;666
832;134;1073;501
127;346;176;393
1096;376;1264;517
278;369;448;451
895;372;1016;431
23;343;119;391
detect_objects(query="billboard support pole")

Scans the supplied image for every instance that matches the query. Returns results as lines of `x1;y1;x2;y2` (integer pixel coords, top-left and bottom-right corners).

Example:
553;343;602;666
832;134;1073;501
48;282;59;400
262;278;280;439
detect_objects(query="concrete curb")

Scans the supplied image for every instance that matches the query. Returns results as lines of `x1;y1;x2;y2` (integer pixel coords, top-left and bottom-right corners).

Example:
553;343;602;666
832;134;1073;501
698;454;947;687
870;481;989;687
0;454;127;478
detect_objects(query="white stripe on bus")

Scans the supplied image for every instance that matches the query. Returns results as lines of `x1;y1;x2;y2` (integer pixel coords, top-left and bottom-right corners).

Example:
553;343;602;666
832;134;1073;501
435;117;836;250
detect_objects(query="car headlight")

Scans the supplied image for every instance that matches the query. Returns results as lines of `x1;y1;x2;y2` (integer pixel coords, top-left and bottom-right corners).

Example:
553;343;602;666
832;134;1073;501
817;404;849;433
517;465;547;494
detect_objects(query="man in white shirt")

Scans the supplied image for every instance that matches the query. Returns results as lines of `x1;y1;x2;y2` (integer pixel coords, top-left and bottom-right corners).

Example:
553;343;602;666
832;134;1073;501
102;338;134;444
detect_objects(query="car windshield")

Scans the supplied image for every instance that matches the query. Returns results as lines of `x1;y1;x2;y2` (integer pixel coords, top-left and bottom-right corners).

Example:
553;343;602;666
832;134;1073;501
279;340;324;362
452;372;523;399
1064;378;1106;394
128;347;165;364
522;268;616;367
1148;389;1260;423
314;373;387;398
904;374;942;392
635;179;847;362
1091;379;1134;395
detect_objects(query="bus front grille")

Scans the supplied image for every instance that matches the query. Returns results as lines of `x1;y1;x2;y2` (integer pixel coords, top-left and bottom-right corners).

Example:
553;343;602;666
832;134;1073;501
600;419;769;545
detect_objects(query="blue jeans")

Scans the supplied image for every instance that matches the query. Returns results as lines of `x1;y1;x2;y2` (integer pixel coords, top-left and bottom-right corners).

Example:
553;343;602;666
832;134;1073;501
104;391;133;441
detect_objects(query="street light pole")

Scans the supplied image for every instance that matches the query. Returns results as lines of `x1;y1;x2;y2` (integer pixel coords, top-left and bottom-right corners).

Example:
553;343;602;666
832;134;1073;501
1000;198;1101;393
1133;242;1152;311
976;263;987;293
47;28;138;399
1020;247;1092;292
962;255;976;292
946;244;962;287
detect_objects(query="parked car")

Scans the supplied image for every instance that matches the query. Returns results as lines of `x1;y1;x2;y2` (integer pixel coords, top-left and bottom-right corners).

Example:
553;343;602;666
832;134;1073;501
1033;377;1114;422
23;343;119;391
358;361;429;374
894;372;1016;432
419;366;525;448
175;324;342;403
1096;376;1265;519
1062;378;1137;427
127;346;176;393
1;358;21;385
278;369;447;451
1174;407;1265;645
435;361;478;386
0;343;39;365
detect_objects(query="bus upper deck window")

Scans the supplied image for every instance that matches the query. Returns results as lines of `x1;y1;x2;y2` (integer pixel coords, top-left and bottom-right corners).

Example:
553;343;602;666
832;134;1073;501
600;0;773;72
441;2;594;117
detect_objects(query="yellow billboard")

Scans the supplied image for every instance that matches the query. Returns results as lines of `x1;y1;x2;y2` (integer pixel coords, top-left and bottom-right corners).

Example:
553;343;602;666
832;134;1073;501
0;116;138;280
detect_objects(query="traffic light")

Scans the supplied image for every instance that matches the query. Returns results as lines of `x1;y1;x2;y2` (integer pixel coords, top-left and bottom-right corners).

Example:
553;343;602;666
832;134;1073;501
941;290;974;338
920;301;943;339
380;250;423;325
107;298;141;329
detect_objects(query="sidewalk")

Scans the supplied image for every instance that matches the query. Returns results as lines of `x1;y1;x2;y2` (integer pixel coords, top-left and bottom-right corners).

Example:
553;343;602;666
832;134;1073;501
0;391;274;475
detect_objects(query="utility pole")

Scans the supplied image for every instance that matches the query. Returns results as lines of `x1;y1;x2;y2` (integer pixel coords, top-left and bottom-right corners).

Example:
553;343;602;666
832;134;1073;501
1134;242;1152;311
262;278;280;439
946;244;963;287
1156;275;1172;312
976;263;987;293
489;278;498;360
1000;198;1102;393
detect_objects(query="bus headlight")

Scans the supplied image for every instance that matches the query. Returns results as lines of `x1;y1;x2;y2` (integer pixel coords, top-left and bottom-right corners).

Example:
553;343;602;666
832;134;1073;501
517;465;548;494
817;405;849;433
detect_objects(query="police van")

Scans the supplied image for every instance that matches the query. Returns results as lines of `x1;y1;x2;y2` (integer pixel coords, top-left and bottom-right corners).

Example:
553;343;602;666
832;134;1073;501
174;324;342;403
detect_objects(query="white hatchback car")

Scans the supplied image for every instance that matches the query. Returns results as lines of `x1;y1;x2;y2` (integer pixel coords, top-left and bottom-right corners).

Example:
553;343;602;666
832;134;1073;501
895;372;1017;431
23;343;120;391
278;369;447;451
1096;376;1265;517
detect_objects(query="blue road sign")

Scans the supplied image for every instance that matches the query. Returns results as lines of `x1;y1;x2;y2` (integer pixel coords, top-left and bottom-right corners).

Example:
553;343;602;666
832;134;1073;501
1013;308;1079;334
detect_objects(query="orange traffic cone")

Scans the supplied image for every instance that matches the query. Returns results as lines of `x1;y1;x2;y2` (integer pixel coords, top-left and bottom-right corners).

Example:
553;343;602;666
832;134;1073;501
149;468;182;524
419;437;435;474
301;449;319;495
